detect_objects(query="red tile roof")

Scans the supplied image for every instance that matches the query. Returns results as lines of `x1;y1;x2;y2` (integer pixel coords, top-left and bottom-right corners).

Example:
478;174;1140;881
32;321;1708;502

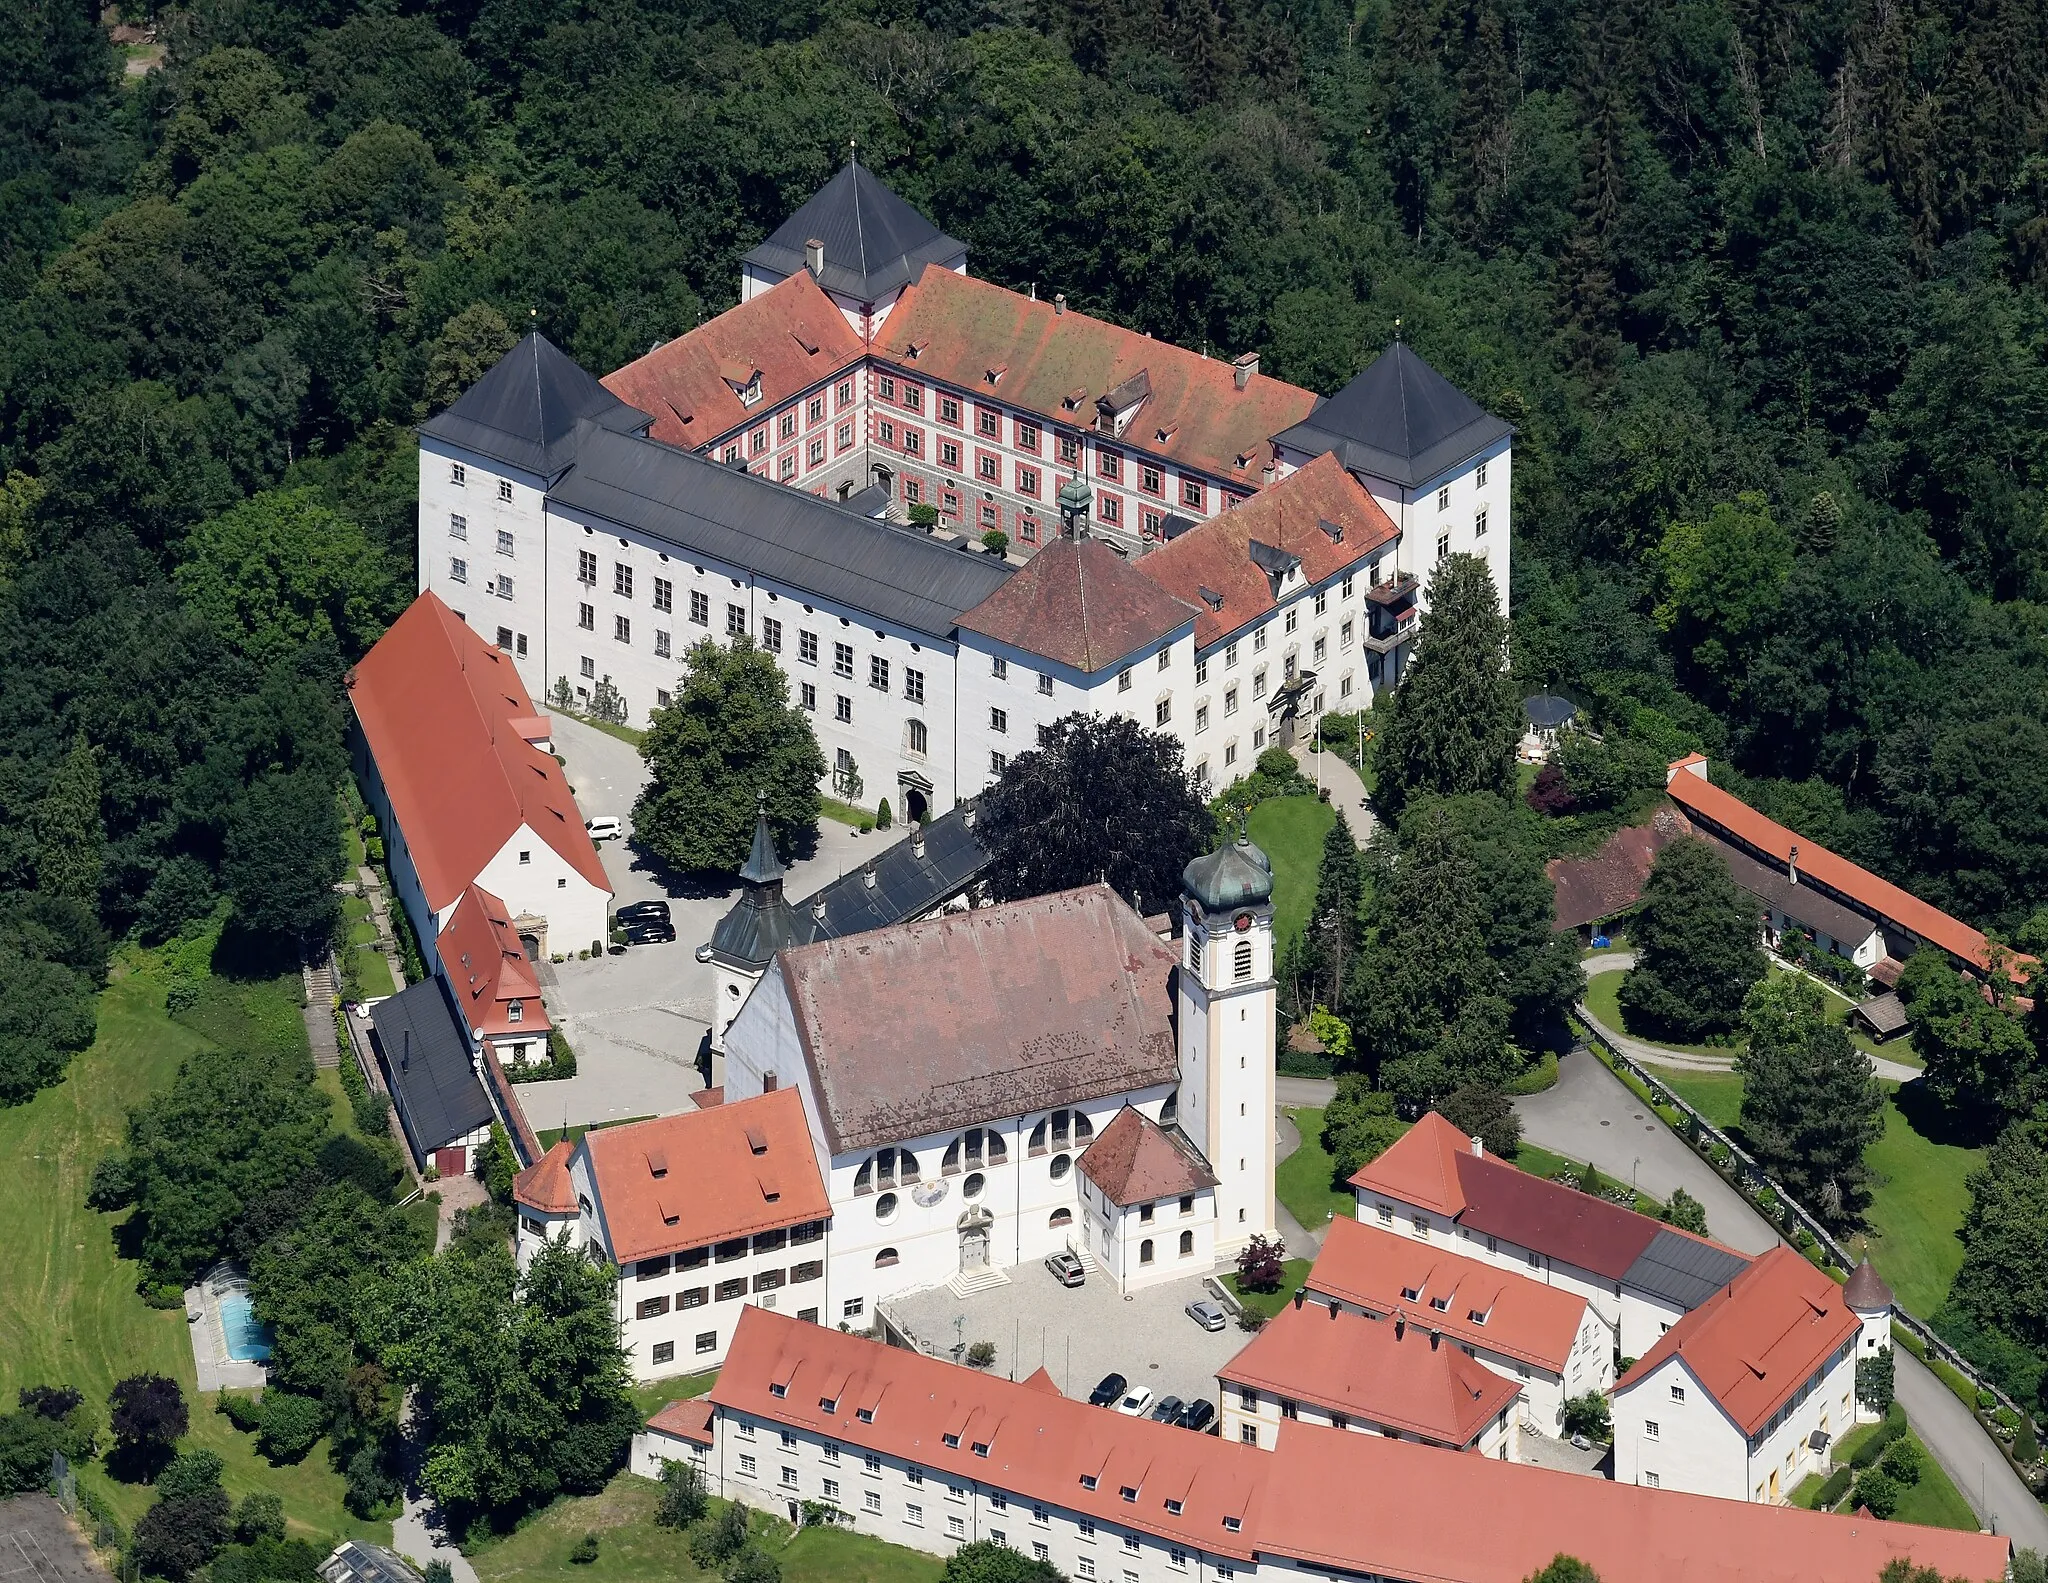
1134;452;1400;647
600;271;866;449
513;1139;576;1215
1617;1245;1859;1436
956;536;1196;674
436;886;551;1041
878;268;1319;488
581;1088;829;1264
349;593;610;910
773;884;1179;1155
1305;1217;1588;1372
1077;1107;1218;1206
646;1397;715;1447
1259;1420;2008;1583
1348;1111;1472;1218
709;1306;1266;1560
1665;761;2033;980
1219;1298;1520;1448
1547;809;1692;931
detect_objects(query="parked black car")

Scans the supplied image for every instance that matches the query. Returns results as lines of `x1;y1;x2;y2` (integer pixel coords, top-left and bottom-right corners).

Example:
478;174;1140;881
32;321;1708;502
1148;1396;1186;1426
621;919;677;944
1088;1373;1128;1408
1181;1400;1216;1434
614;900;672;924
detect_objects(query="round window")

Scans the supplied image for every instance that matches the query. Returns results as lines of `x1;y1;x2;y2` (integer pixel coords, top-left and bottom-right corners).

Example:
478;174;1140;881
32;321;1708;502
963;1172;986;1200
1049;1153;1072;1180
876;1192;898;1222
726;983;740;997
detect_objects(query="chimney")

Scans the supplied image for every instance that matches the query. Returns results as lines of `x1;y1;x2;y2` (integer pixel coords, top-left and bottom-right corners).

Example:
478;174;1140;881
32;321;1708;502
863;858;877;889
1472;1136;1484;1159
1327;1299;1339;1320
1054;294;1066;316
911;821;926;860
1394;1316;1405;1341
1430;1330;1441;1351
804;238;824;276
962;805;977;830
1788;843;1799;885
401;1029;411;1071
1292;1289;1304;1311
1233;351;1259;390
763;1071;778;1092
812;895;827;922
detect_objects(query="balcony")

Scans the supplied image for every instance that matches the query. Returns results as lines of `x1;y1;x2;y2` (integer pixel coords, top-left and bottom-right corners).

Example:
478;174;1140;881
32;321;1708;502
1364;572;1419;608
1362;610;1419;653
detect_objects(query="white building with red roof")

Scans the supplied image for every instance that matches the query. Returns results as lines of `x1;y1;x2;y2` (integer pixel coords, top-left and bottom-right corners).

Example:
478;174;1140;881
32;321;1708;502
646;1304;2008;1583
1611;1245;1866;1505
434;885;552;1068
511;1087;831;1377
348;590;611;962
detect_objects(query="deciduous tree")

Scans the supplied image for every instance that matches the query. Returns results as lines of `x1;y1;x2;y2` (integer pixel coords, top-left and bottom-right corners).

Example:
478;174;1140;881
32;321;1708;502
1736;974;1884;1226
1617;836;1766;1039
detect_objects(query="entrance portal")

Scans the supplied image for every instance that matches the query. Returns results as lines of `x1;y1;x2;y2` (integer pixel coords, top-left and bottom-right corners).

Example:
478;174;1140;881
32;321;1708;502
957;1206;994;1272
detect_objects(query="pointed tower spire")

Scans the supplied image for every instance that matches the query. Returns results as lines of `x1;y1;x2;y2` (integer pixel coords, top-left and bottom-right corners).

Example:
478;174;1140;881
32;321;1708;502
739;792;786;887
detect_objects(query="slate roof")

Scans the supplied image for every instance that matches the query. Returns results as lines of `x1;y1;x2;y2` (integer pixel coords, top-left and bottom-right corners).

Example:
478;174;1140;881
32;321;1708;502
420;332;649;479
878;268;1318;490
707;801;990;971
1076;1107;1217;1206
601;271;866;450
956;536;1196;674
1703;832;1881;950
546;420;1014;640
1219;1298;1521;1448
768;883;1179;1154
1626;1227;1756;1311
370;978;495;1164
1844;1258;1896;1311
1272;341;1513;488
741;160;966;304
1617;1246;1860;1436
1546;809;1691;931
1134;453;1399;648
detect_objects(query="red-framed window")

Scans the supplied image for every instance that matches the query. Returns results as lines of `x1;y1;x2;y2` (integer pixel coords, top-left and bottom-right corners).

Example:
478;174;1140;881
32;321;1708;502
1057;433;1081;466
939;394;962;425
1016;465;1041;497
1098;492;1122;525
1140;464;1163;496
1182;477;1204;509
942;489;961;517
902;383;923;412
1098;447;1122;482
1016;419;1041;453
976;407;1001;438
976;451;1001;484
902;426;924;458
940;438;962;471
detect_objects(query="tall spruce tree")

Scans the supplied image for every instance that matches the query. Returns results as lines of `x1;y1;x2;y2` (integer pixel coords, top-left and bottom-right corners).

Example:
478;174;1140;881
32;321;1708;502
1948;1110;2048;1357
33;734;104;907
1371;554;1520;821
1617;835;1766;1039
1736;974;1884;1226
1304;811;1363;1009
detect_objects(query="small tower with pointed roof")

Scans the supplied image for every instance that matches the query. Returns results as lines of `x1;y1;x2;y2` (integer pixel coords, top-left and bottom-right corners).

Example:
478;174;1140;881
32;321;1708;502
704;802;801;1078
1177;817;1279;1254
1843;1257;1896;1420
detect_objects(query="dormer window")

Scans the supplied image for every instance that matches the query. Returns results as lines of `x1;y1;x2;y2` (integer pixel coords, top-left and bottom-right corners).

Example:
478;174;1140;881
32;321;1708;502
740;375;762;407
857;1408;875;1424
942;1433;960;1449
1223;1517;1242;1533
1165;1500;1183;1516
1119;1487;1137;1504
1430;1296;1450;1312
769;1384;787;1399
1467;1308;1489;1324
1399;1285;1420;1301
819;1397;838;1413
1080;1475;1098;1491
507;1000;523;1023
971;1442;990;1458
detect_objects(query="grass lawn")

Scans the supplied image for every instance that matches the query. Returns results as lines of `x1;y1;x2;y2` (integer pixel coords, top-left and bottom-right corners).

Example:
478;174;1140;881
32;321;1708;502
821;797;876;830
1890;1431;1981;1530
1790;1472;1831;1509
629;1371;719;1419
1862;1091;1983;1319
470;1473;943;1583
1247;796;1337;954
0;961;380;1544
1581;970;1737;1058
1223;1258;1314;1318
1276;1109;1360;1233
538;1115;658;1150
1659;1069;1746;1132
1512;1143;1664;1217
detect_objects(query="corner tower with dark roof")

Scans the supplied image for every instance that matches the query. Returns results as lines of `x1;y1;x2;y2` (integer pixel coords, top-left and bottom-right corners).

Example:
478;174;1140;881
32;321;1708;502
705;807;802;1068
1178;827;1278;1254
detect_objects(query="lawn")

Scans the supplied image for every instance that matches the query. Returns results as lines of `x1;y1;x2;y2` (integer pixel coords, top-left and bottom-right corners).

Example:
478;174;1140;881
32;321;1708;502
1659;1069;1746;1132
1276;1108;1360;1233
470;1473;943;1583
0;960;382;1543
1247;796;1337;954
1223;1258;1314;1318
1512;1143;1664;1217
1581;970;1736;1059
629;1371;720;1419
1889;1431;1980;1530
538;1115;658;1150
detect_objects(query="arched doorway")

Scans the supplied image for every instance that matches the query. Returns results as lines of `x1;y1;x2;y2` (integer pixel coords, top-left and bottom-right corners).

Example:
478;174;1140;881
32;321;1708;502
957;1206;994;1272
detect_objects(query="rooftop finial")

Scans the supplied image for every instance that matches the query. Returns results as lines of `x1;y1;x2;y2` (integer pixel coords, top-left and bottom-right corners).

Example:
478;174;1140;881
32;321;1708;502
1236;805;1250;845
848;135;858;165
1392;315;1402;342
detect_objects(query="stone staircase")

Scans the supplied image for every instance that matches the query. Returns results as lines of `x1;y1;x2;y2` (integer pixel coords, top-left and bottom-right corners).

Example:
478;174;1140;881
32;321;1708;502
946;1265;1013;1299
302;958;341;1069
1068;1239;1101;1276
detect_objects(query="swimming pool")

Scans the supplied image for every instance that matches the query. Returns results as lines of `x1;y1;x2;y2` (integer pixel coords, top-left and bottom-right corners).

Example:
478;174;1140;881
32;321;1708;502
217;1291;274;1363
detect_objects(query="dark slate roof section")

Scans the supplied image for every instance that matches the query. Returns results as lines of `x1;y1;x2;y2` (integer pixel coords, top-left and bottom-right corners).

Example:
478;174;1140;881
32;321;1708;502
546;420;1015;639
1700;833;1880;950
793;800;989;948
419;333;650;479
1622;1229;1753;1311
370;978;495;1167
1273;342;1513;488
742;161;967;304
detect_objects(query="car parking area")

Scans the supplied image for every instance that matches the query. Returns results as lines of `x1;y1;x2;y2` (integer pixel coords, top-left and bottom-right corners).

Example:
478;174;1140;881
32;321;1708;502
882;1259;1250;1424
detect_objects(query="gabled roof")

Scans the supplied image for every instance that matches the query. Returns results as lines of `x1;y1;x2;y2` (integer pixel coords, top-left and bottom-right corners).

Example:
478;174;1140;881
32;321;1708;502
1304;1217;1588;1373
349;592;611;910
513;1139;577;1215
1259;1421;2008;1583
1664;762;2031;980
767;884;1179;1155
1349;1111;1471;1218
741;160;966;305
1546;809;1692;931
1077;1108;1218;1206
1617;1246;1860;1436
545;419;1014;641
1134;453;1399;648
369;977;495;1161
1271;340;1512;488
878;268;1318;488
582;1088;829;1264
1703;831;1882;950
957;536;1196;674
1219;1298;1520;1448
436;886;550;1041
420;332;649;478
646;1397;715;1448
709;1307;1266;1560
601;271;866;449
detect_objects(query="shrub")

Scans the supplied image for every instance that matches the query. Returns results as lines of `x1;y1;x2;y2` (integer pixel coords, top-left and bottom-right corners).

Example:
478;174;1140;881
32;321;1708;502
1816;1467;1852;1508
255;1392;325;1464
876;798;892;829
689;1503;749;1568
1878;1436;1922;1485
2020;1418;2042;1461
424;1565;455;1583
216;1394;264;1434
343;1443;401;1517
1850;1411;1908;1468
1561;1393;1611;1440
726;1546;781;1583
1852;1466;1900;1519
981;530;1009;557
233;1493;285;1544
655;1459;709;1529
1235;1233;1286;1293
569;1532;600;1564
966;1341;997;1368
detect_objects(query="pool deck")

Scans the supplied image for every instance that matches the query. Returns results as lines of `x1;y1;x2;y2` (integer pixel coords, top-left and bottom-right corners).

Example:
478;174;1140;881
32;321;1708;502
183;1277;269;1393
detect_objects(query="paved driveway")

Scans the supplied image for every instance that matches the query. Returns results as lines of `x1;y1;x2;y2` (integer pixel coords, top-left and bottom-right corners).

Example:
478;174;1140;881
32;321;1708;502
886;1261;1247;1416
526;709;881;1128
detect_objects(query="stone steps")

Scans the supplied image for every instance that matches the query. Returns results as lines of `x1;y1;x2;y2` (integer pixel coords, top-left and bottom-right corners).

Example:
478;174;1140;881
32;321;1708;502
946;1265;1013;1299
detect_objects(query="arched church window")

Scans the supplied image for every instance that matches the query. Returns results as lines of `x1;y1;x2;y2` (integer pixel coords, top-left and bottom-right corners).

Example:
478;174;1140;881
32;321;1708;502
875;1247;899;1267
1234;939;1253;981
1139;1239;1155;1265
1160;1090;1178;1126
1072;1111;1095;1144
1179;1230;1194;1257
1028;1119;1049;1157
854;1160;873;1195
985;1130;1007;1165
1049;1208;1073;1229
943;1138;961;1175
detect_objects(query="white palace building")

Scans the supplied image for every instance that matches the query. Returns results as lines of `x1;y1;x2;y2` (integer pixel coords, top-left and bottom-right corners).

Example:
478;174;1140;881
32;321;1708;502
415;161;1513;817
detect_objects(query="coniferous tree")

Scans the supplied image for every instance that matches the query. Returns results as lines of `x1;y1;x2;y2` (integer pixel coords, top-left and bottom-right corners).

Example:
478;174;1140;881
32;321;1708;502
1372;555;1520;822
1304;811;1363;1009
1949;1110;2048;1360
1736;974;1884;1225
33;734;103;907
1617;836;1766;1039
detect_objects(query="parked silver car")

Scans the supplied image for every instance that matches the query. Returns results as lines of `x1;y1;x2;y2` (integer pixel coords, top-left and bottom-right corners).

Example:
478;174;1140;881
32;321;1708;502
1185;1299;1228;1332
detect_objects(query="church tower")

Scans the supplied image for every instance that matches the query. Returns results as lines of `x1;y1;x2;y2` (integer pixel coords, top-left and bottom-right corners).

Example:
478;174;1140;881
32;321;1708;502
1177;826;1279;1256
